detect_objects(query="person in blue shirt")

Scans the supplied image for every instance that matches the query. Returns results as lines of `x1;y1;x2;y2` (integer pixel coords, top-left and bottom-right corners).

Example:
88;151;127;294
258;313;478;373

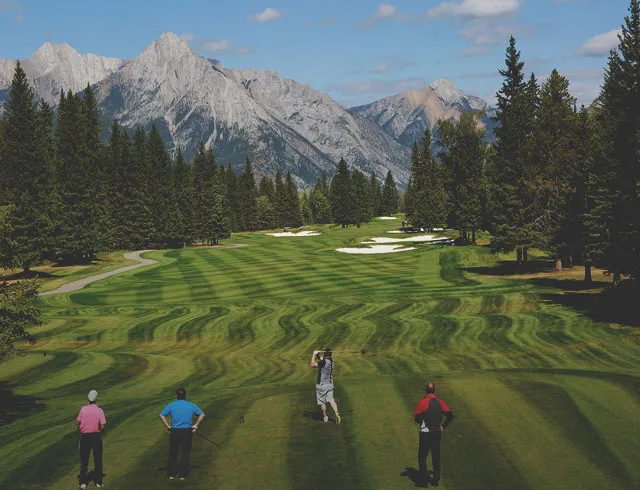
159;387;205;480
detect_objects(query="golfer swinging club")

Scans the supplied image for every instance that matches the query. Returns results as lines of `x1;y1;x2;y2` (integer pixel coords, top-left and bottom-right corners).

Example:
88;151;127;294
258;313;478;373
159;387;205;481
310;348;342;423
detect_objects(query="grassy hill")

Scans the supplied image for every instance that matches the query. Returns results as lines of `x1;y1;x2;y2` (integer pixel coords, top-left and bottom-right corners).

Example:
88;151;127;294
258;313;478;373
1;219;638;489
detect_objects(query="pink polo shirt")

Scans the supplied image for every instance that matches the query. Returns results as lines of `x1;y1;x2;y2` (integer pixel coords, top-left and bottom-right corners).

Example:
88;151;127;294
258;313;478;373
76;404;106;434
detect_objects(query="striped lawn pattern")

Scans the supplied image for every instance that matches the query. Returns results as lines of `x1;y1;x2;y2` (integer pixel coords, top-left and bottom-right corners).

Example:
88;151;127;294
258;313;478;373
0;220;638;489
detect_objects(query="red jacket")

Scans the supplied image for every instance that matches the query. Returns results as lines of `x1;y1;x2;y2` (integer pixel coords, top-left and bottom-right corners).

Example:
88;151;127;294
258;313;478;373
414;394;454;431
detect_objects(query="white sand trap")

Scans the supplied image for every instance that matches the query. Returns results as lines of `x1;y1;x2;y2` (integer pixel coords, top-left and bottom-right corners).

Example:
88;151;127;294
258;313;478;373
268;231;322;237
362;235;439;244
377;216;398;220
336;245;417;254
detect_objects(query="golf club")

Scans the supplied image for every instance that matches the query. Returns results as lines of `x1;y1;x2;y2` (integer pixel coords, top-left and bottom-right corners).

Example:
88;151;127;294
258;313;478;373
313;349;366;354
195;431;222;448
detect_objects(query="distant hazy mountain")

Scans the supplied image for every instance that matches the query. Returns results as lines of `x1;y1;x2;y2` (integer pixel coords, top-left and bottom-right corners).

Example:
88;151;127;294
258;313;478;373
0;33;496;187
350;79;496;147
0;42;122;107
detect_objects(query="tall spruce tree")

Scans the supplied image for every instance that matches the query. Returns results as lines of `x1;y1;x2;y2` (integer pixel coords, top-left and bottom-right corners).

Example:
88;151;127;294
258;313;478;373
534;70;581;272
238;158;258;231
406;130;449;230
436;112;488;243
0;62;51;272
351;169;370;225
368;172;381;218
588;0;640;283
147;124;174;247
491;36;541;263
284;171;303;227
171;146;193;245
330;158;353;227
380;170;399;216
224;164;239;232
310;171;331;224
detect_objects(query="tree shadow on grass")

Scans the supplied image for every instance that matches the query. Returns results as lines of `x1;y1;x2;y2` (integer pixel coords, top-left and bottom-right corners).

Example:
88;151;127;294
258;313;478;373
464;256;555;276
538;285;640;328
0;270;54;281
0;382;45;427
465;257;639;328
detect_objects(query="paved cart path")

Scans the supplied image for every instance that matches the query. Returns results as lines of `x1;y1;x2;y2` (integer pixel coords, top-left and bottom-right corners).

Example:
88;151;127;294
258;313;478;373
40;250;157;296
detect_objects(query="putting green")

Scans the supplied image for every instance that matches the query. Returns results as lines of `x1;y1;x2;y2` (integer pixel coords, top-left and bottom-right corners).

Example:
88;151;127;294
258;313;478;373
1;220;638;489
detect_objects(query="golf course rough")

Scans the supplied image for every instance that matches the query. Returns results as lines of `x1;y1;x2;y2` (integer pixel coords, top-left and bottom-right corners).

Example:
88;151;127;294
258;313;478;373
1;220;639;489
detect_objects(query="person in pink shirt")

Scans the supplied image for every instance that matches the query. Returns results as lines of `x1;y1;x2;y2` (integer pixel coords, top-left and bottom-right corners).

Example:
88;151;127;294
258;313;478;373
76;390;106;489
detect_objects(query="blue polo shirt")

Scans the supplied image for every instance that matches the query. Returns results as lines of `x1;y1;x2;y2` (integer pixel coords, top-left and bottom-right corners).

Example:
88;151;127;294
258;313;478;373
160;400;204;429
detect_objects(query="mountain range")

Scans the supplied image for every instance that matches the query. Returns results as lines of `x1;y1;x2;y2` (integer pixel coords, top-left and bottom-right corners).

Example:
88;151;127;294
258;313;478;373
0;33;495;187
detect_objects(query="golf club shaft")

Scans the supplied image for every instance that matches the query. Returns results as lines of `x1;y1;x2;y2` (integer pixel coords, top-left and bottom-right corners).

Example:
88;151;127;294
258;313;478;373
196;431;222;448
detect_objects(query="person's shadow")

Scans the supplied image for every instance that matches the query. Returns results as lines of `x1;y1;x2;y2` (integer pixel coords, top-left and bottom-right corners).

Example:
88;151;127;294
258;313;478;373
400;467;433;488
302;411;324;421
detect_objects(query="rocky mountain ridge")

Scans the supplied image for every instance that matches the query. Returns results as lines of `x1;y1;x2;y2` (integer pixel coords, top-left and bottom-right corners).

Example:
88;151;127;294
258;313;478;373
0;33;494;187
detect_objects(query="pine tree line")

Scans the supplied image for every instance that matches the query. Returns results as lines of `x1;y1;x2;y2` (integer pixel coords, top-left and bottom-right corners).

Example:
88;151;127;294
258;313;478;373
0;64;235;272
403;0;639;284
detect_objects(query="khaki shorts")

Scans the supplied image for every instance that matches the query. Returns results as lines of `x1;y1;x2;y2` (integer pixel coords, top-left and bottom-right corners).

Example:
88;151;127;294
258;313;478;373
316;383;334;405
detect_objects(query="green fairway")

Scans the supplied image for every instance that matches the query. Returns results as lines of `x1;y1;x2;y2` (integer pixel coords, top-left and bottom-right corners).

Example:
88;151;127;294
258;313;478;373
1;220;639;489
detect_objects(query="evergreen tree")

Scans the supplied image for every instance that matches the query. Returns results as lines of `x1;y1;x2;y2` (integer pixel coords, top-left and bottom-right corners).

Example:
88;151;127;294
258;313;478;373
533;70;581;272
351;169;370;226
273;170;287;228
171;146;193;245
238;158;258;231
490;36;541;263
330;158;353;227
0;63;54;272
436;112;488;244
368;172;381;218
256;195;275;230
380;170;399;216
284;171;303;227
224;164;239;232
300;193;314;224
406;130;449;230
588;0;640;283
310;171;332;223
147;124;174;247
0;206;41;360
130;127;154;247
258;176;275;202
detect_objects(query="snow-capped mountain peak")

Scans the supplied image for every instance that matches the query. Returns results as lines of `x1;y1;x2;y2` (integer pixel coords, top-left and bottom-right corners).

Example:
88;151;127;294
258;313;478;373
430;78;463;105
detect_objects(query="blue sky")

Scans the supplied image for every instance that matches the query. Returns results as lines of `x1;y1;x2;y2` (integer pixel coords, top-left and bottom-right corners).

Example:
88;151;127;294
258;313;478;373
0;0;630;107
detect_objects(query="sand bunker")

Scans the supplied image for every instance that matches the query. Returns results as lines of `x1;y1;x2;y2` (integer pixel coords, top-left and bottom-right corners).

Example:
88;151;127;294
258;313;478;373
268;231;321;237
377;216;398;220
362;235;439;244
336;245;417;254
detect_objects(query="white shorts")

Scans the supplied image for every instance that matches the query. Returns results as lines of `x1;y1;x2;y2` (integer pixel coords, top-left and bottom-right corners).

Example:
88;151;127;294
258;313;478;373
316;383;334;405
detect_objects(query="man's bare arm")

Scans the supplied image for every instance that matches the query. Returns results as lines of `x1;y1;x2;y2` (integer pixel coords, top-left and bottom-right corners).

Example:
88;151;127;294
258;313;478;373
159;414;171;432
193;412;205;429
310;350;322;368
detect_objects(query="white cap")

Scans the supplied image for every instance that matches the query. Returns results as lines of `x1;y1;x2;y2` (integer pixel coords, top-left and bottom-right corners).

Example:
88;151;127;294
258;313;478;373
88;390;98;402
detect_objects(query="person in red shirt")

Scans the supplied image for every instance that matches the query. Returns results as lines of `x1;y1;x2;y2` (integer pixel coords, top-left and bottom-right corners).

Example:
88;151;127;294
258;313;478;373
413;382;454;487
76;390;106;489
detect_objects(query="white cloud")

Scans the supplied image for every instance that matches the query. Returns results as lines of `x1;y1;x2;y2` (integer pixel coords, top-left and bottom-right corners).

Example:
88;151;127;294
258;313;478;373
358;3;415;28
179;32;195;42
375;4;397;18
200;39;252;55
427;0;523;19
460;45;492;57
372;64;389;73
576;29;621;56
202;39;232;53
326;78;426;97
249;7;282;23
